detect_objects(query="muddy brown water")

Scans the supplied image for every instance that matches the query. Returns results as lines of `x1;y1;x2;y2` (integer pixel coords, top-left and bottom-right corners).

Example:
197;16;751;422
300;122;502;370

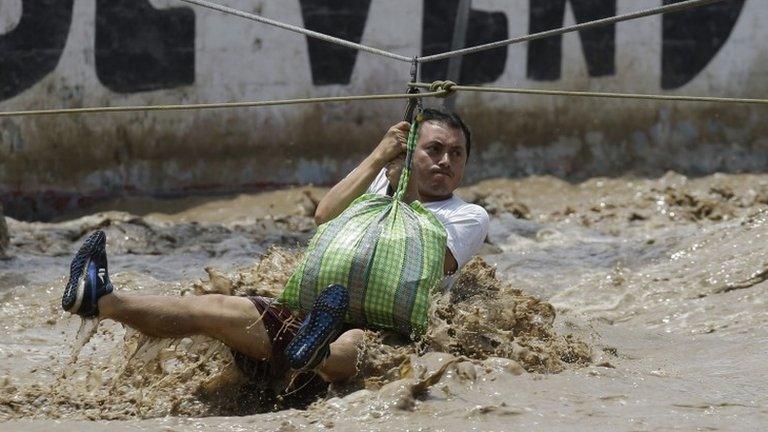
1;173;767;431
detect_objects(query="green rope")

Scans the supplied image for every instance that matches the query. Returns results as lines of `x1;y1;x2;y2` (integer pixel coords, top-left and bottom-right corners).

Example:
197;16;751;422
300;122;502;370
394;115;422;202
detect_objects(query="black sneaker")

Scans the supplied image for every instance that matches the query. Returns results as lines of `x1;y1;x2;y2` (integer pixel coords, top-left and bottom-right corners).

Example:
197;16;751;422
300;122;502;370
62;230;114;318
284;284;349;371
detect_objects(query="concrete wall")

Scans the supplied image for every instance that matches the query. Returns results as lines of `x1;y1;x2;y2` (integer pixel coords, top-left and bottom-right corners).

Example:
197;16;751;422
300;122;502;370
1;0;765;220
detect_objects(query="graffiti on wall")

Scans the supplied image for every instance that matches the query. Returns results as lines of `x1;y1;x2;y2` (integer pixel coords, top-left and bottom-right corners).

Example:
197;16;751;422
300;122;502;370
95;0;195;93
0;0;748;101
0;0;74;101
524;0;746;88
421;0;508;85
661;0;745;89
527;0;616;81
299;0;372;85
0;0;194;100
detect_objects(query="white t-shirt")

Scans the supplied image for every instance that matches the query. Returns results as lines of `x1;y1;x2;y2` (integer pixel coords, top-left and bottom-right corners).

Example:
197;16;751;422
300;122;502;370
366;169;489;287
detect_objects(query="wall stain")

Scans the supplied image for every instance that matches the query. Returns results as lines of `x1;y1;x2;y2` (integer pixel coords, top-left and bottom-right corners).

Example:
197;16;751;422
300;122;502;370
3;98;768;220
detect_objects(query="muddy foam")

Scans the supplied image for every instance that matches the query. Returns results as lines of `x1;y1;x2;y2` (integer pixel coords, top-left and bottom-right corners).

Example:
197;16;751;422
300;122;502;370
2;172;767;430
0;243;587;421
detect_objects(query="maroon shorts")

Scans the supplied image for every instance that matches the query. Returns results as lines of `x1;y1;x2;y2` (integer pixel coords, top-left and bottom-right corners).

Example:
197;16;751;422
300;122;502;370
231;296;305;378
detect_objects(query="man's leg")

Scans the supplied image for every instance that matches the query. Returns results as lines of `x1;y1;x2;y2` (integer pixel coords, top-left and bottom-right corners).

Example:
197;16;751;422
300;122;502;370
64;231;363;383
316;329;365;383
98;293;271;361
99;292;364;383
63;230;273;363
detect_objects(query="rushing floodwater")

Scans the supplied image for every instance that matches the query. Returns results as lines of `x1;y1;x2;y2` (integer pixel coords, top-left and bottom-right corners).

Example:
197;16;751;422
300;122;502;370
1;173;767;431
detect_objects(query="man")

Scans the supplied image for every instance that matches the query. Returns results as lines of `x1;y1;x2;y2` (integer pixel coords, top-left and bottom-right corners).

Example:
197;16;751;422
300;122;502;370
61;108;488;385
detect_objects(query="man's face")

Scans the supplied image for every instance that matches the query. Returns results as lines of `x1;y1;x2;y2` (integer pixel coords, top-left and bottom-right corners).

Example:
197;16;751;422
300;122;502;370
411;120;467;201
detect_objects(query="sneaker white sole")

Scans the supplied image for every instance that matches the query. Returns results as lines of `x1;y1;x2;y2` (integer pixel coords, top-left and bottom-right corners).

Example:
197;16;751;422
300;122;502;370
67;259;88;314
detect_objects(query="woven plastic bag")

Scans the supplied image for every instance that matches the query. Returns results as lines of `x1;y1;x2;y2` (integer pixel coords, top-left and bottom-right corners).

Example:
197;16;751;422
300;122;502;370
279;119;447;336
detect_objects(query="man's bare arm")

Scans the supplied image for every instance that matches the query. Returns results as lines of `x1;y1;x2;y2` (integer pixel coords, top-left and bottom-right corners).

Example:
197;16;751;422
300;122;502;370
314;155;385;225
314;121;411;225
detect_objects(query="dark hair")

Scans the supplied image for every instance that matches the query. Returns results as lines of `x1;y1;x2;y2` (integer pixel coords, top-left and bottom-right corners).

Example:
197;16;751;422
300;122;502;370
420;108;472;158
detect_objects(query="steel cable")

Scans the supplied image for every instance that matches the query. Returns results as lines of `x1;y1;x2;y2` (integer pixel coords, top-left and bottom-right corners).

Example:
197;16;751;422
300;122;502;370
178;0;413;62
0;90;448;118
417;0;729;62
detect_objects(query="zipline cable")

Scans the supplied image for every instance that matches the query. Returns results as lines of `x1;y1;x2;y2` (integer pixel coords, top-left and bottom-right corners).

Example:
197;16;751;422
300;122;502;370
418;0;728;62
0;90;448;118
178;0;412;63
411;81;768;106
5;79;766;118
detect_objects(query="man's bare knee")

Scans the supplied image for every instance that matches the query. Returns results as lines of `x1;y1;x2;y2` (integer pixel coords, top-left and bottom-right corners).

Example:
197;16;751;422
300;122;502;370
336;328;365;346
317;329;366;383
192;294;270;359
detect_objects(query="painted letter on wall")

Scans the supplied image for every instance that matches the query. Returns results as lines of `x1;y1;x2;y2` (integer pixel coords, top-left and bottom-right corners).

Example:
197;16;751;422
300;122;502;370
299;0;372;85
0;0;74;101
95;0;195;93
661;0;745;89
527;0;616;81
421;0;508;84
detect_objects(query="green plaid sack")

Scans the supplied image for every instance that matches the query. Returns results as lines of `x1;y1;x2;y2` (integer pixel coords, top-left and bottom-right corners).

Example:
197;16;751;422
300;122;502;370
279;119;447;336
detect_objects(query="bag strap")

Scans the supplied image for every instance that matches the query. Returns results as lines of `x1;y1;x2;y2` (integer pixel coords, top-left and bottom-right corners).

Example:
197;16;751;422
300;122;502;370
394;114;421;202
